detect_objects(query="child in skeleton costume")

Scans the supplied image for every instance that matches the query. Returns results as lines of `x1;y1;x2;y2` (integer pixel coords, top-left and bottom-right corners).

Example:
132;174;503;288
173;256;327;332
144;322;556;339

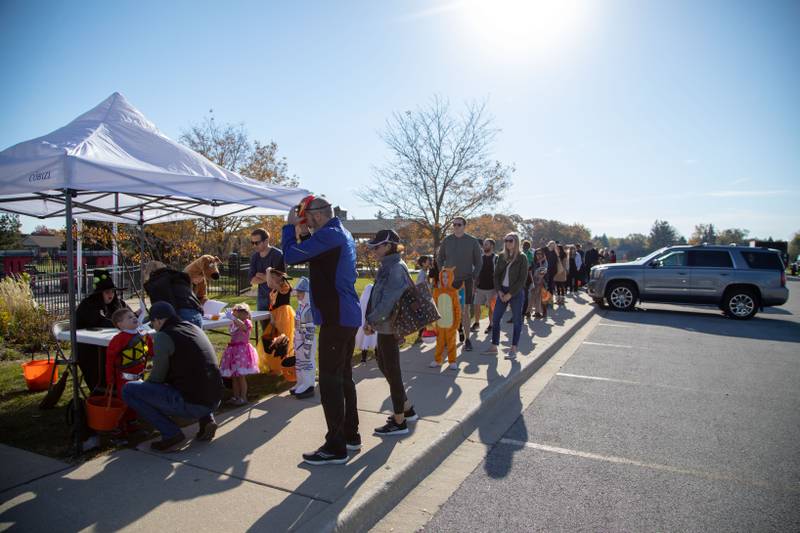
291;277;316;399
106;308;153;432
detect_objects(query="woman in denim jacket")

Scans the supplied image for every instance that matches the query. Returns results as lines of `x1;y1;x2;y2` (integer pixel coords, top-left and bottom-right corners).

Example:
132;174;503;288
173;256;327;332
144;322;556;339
364;230;419;436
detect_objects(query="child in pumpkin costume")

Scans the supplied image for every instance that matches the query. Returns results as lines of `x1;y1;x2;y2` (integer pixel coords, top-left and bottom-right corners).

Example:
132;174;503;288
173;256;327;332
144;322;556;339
106;308;152;432
258;268;295;377
431;267;461;370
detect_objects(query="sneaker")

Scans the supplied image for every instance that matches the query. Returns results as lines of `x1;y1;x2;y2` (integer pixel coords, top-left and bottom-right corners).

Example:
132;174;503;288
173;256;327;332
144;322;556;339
459;330;465;343
374;419;409;436
294;387;315;400
150;431;186;452
470;322;479;332
346;435;362;451
464;339;474;352
534;313;543;319
403;406;419;422
386;406;419;423
234;397;248;406
195;420;218;441
302;448;348;465
429;360;440;368
484;325;492;334
504;352;517;360
448;363;459;371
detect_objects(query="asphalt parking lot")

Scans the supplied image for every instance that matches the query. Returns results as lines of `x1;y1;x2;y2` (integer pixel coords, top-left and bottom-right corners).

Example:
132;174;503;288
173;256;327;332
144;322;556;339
426;282;800;532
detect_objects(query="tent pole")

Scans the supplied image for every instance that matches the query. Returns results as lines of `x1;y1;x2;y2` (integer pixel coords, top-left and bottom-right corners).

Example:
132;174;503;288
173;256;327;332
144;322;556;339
65;189;81;457
139;209;145;304
76;219;83;300
112;222;119;288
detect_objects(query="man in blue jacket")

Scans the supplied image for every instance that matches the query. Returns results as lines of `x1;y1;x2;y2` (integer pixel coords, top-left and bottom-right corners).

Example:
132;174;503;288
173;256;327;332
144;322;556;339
282;196;362;465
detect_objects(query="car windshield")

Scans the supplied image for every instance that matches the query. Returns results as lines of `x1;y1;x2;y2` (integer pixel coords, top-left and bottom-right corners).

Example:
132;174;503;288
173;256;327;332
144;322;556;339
629;248;668;265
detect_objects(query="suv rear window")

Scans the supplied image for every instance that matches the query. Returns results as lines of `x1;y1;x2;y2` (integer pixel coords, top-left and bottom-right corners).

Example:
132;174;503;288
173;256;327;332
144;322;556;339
741;251;784;270
689;251;733;268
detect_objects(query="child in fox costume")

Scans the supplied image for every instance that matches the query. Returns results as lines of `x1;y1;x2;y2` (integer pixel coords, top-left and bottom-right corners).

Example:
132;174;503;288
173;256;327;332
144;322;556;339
431;267;461;370
258;268;295;376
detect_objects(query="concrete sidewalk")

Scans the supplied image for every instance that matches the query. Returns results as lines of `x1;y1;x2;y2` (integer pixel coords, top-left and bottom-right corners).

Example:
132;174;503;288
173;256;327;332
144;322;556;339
0;294;595;532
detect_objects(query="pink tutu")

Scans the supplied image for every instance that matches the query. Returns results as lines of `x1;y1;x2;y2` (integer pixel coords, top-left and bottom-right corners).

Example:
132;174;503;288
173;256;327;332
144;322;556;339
220;341;260;377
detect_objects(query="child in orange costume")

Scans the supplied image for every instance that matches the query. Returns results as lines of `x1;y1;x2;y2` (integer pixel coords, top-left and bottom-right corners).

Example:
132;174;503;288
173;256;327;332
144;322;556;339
431;267;461;370
258;268;295;376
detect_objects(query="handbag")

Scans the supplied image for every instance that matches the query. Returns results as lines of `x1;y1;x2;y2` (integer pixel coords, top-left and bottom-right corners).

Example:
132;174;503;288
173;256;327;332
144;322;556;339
392;269;441;337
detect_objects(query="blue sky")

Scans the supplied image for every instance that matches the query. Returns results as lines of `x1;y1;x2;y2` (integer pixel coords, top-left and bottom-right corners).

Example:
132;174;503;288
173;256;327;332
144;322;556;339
1;0;798;240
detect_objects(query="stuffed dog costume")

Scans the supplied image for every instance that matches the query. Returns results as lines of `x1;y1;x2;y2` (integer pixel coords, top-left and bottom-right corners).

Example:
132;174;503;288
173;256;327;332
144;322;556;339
184;255;222;304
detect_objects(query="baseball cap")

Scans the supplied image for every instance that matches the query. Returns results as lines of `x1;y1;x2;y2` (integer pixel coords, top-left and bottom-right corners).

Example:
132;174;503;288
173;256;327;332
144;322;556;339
367;229;400;248
149;301;177;320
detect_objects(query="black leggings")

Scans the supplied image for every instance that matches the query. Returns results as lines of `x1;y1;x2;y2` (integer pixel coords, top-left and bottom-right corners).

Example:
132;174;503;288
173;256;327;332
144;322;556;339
377;333;408;415
556;282;567;297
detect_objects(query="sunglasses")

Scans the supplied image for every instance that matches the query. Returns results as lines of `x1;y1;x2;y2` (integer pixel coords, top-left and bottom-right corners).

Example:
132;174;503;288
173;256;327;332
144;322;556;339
504;238;515;243
251;240;264;245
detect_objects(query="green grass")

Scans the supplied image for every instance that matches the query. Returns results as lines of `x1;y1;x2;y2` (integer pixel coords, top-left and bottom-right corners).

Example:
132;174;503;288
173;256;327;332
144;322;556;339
0;278;377;458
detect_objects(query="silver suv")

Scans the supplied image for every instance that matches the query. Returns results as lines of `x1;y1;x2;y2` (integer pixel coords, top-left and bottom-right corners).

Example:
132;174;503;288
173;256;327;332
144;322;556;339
587;245;789;319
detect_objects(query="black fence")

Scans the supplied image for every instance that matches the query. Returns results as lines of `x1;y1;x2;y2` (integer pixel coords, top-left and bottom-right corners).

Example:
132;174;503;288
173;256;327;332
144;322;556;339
25;254;253;318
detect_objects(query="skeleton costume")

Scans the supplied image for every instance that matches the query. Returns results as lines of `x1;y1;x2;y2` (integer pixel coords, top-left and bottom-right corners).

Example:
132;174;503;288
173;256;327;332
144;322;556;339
292;277;317;396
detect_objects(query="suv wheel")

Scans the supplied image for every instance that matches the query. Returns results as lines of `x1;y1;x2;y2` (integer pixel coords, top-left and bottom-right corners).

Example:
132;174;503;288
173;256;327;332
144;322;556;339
606;282;637;312
724;289;758;320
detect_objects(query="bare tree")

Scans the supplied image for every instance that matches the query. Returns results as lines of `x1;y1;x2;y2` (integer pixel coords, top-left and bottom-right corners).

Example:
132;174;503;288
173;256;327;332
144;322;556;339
360;97;514;251
180;111;298;255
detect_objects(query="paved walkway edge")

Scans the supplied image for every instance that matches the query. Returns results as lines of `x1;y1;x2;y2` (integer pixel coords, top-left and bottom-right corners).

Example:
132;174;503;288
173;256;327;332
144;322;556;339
300;306;598;533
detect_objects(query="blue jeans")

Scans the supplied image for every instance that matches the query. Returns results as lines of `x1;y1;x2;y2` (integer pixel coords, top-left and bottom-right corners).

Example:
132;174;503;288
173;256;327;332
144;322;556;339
178;308;203;328
122;381;216;439
491;286;524;346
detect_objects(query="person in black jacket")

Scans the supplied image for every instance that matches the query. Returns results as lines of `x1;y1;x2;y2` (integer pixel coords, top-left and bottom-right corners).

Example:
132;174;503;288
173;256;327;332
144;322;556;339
143;261;204;328
75;269;130;392
122;302;222;451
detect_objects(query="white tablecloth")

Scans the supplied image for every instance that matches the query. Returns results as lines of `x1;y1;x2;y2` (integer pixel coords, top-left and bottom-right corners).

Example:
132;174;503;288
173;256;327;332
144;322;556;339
56;310;271;347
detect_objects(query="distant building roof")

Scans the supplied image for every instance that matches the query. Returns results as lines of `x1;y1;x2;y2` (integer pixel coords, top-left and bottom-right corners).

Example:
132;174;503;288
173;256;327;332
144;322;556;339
342;218;409;238
21;234;64;249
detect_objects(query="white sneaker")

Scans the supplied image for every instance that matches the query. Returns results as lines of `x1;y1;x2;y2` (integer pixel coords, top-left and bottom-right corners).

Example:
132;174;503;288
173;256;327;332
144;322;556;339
448;363;459;371
504;352;517;360
428;360;440;368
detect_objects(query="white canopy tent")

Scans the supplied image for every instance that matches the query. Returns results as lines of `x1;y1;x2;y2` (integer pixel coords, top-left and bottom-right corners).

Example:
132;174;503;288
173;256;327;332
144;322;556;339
0;92;311;454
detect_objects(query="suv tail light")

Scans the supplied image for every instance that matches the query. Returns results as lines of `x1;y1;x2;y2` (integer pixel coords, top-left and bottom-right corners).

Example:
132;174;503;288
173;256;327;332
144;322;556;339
781;271;786;287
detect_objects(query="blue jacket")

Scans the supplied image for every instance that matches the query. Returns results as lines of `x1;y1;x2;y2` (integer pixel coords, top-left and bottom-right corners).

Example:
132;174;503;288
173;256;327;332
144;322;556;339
366;253;412;334
282;218;361;328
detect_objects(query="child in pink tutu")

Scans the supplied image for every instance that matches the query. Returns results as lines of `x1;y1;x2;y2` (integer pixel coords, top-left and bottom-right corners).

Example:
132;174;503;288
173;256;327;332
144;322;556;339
220;303;260;406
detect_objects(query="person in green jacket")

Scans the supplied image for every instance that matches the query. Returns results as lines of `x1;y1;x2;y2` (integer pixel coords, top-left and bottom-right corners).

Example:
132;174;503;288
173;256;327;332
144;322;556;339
436;216;482;353
483;233;529;360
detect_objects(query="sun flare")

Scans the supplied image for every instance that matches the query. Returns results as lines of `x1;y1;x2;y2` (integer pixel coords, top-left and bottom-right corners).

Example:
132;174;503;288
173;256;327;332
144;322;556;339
460;0;588;61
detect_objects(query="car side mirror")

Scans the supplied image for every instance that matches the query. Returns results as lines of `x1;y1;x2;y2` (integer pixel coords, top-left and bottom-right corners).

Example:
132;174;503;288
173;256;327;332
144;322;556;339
650;261;660;268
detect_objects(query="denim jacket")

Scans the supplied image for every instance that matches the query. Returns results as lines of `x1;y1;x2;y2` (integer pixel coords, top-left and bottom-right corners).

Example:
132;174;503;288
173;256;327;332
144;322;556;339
365;253;411;334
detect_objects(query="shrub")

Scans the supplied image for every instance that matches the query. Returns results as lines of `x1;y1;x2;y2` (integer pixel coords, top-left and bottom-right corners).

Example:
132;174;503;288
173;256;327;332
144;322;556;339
0;275;53;353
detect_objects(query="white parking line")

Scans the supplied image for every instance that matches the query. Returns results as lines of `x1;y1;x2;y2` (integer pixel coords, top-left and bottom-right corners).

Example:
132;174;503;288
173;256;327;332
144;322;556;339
497;438;799;492
582;341;633;349
556;372;641;385
596;323;630;328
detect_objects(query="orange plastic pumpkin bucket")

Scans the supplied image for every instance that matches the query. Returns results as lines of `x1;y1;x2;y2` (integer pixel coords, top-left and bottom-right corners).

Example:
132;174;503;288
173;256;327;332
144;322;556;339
21;359;58;391
280;356;297;382
86;395;126;432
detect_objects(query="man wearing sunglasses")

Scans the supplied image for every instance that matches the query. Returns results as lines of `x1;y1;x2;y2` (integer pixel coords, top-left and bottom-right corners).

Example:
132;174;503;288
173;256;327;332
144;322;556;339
436;216;482;356
249;228;286;314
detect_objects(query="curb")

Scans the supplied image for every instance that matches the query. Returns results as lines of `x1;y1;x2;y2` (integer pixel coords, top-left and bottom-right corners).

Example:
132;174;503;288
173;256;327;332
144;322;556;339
299;306;598;532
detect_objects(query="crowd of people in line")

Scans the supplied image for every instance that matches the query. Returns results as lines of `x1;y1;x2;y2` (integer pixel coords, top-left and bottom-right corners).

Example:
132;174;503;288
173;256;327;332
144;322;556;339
72;199;615;463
